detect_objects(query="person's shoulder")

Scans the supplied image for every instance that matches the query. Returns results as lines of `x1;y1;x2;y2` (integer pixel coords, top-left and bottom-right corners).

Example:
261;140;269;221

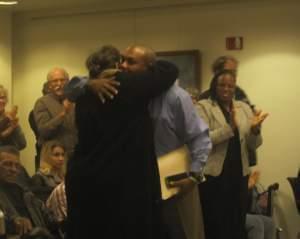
196;99;216;114
165;84;191;101
114;70;133;81
52;182;65;194
235;86;247;97
34;94;55;107
40;94;53;100
34;95;46;104
235;100;250;108
198;89;210;100
32;170;48;181
234;100;253;114
32;171;42;179
197;98;213;106
151;85;182;108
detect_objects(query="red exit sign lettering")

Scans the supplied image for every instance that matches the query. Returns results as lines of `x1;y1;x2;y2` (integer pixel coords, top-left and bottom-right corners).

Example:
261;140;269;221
226;37;243;50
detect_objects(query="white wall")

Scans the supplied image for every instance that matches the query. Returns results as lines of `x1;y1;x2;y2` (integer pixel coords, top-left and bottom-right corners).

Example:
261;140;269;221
0;11;12;103
12;1;300;238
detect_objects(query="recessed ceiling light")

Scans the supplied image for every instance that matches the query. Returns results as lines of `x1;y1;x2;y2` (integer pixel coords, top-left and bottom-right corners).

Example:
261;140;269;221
0;1;18;5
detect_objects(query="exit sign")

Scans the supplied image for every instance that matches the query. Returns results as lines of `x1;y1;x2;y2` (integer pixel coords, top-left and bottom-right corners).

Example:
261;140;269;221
226;37;243;50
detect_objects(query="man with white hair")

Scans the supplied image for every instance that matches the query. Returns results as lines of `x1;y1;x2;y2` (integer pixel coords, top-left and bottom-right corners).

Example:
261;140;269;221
33;67;77;161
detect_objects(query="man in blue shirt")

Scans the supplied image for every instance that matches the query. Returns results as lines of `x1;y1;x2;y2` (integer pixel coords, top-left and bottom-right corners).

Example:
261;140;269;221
65;45;211;239
119;46;211;239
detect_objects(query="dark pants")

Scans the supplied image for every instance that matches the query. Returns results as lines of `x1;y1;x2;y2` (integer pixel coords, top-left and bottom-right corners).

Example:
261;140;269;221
199;159;248;239
162;196;187;239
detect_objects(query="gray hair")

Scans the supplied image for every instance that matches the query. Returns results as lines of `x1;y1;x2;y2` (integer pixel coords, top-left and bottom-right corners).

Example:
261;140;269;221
47;67;69;81
211;55;238;74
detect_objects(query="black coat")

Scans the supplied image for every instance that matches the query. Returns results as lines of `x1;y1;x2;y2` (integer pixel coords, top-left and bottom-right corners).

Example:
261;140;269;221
65;61;178;239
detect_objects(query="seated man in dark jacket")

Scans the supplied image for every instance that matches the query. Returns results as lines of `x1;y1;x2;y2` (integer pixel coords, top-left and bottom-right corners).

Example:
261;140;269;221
0;145;59;239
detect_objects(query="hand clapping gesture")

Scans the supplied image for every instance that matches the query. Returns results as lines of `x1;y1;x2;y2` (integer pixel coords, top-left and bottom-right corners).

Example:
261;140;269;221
1;106;19;138
5;105;18;120
59;99;75;118
251;109;269;134
63;99;74;113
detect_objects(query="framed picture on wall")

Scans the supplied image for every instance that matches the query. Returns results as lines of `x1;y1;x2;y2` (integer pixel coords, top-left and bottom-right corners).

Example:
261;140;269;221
156;50;201;90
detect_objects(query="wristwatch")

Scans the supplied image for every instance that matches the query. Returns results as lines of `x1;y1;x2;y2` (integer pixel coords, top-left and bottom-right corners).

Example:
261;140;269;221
188;171;206;184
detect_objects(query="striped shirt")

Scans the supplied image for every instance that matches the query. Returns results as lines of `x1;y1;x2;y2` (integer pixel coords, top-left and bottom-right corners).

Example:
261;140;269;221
46;182;66;222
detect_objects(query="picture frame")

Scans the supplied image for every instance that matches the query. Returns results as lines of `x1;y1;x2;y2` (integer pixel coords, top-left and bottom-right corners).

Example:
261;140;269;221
156;50;201;90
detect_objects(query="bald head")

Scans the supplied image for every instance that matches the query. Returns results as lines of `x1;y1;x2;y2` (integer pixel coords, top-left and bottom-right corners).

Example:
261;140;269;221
120;45;156;73
47;67;69;82
47;67;69;97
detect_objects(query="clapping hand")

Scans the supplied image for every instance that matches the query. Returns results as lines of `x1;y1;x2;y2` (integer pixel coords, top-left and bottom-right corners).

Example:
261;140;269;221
251;109;269;134
59;99;74;118
1;106;19;138
63;99;74;113
248;170;260;189
5;105;18;120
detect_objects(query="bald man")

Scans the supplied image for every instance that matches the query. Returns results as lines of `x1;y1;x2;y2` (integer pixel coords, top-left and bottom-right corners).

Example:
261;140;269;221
120;46;211;239
33;67;77;160
65;45;211;239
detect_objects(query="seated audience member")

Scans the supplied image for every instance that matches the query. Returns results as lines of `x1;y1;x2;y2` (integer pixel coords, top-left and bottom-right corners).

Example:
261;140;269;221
46;181;66;233
246;214;275;239
32;141;65;202
16;164;34;191
246;171;275;239
0;84;26;150
0;145;59;239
